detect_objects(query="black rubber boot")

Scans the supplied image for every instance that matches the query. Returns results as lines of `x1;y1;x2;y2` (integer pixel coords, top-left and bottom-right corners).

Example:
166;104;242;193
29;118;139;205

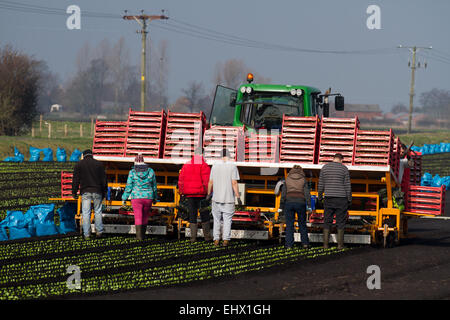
337;229;346;250
323;228;330;249
135;225;143;241
141;224;147;240
190;223;198;243
201;222;213;242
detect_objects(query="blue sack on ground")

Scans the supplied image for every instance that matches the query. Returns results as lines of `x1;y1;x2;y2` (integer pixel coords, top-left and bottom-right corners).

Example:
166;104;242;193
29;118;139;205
57;202;77;234
421;172;433;186
56;147;67;162
6;210;31;240
29;204;59;236
42;148;53;162
70;148;82;162
29;147;42;162
0;220;8;241
4;147;25;162
445;143;450;153
14;147;24;162
23;207;38;237
442;177;450;190
431;174;442;188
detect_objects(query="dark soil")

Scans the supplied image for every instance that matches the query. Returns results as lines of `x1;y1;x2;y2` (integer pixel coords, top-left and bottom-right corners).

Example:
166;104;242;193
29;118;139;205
86;199;450;300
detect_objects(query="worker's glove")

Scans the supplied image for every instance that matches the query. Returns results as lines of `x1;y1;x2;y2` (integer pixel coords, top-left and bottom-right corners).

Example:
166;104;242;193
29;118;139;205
121;200;126;206
237;198;243;206
206;193;212;201
306;206;312;213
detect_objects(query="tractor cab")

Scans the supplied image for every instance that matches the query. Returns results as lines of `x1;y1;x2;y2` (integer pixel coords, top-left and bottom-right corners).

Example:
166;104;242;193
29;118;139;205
209;73;345;131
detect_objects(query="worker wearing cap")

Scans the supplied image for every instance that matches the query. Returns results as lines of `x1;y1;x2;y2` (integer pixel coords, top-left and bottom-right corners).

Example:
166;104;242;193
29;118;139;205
72;149;107;240
122;154;158;240
318;153;352;249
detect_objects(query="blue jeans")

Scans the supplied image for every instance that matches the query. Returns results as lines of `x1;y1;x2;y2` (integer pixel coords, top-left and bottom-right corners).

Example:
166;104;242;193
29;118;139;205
81;192;103;237
284;201;309;247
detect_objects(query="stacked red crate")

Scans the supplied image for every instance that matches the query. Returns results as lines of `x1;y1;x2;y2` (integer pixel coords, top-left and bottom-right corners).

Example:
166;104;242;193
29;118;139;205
245;133;279;163
406;185;446;215
353;129;393;166
318;117;359;165
203;126;245;161
61;172;74;198
163;111;206;160
92;121;127;157
124;110;166;158
279;115;319;163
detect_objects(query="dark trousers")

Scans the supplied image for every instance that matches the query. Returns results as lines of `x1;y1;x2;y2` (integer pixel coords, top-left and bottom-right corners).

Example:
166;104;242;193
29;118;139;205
187;197;210;223
323;197;348;230
284;201;309;247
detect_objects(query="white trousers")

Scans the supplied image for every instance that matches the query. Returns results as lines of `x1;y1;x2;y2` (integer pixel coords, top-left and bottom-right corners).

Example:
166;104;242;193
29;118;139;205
211;201;235;241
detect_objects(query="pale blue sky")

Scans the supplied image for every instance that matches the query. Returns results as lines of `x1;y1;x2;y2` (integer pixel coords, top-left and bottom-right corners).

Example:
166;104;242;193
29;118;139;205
1;0;449;111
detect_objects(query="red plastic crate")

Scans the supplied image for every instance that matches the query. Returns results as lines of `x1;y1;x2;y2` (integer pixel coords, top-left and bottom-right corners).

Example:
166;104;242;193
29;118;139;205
92;121;127;157
406;185;446;215
124;109;166;158
280;115;319;163
353;129;394;166
203;126;245;161
163;111;205;159
245;133;279;163
318;117;359;165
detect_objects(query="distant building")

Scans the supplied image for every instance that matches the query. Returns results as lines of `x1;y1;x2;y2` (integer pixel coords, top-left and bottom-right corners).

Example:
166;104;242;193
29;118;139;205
330;104;382;120
50;104;62;112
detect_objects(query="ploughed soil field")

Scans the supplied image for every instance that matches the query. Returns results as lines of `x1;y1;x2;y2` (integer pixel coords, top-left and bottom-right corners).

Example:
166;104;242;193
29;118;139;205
89;198;450;300
0;162;448;301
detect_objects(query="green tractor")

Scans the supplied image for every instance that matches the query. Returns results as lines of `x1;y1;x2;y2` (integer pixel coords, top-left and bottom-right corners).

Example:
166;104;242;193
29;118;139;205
209;73;345;131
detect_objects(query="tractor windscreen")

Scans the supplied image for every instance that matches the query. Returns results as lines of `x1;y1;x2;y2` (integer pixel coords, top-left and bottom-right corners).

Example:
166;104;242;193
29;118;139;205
238;92;304;130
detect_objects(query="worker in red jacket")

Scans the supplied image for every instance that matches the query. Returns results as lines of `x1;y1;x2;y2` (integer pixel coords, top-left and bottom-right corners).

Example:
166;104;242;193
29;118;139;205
178;147;212;242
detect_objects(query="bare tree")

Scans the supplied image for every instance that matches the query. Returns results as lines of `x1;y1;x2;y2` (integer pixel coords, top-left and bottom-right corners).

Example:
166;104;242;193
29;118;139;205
213;58;271;89
419;88;450;123
0;45;41;135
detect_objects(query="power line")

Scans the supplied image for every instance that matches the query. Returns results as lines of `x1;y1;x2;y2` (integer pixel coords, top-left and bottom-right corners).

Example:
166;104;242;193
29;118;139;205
0;0;399;56
157;18;398;55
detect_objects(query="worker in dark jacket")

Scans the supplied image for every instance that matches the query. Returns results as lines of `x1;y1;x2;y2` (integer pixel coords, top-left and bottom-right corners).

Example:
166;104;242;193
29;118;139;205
72;149;107;240
318;153;352;249
276;165;311;249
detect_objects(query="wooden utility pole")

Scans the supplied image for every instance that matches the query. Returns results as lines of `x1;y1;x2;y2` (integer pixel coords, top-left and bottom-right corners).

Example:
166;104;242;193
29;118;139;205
398;45;432;134
123;11;169;111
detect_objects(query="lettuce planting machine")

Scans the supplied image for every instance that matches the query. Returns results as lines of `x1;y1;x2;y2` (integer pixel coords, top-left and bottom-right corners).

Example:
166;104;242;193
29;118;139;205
53;78;446;247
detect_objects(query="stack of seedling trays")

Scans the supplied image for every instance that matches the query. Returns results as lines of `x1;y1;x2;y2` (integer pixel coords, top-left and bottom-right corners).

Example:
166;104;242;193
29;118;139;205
353;129;394;166
406;184;446;215
391;137;401;179
203;126;245;161
60;172;75;198
245;133;279;163
92;121;128;157
409;152;422;186
163;111;205;160
279;115;319;163
124;110;166;158
318;117;359;165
